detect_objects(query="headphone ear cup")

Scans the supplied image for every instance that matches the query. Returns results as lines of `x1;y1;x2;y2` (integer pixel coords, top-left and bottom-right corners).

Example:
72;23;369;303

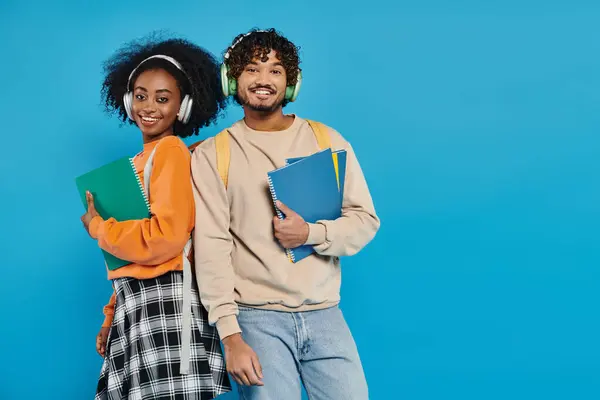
220;63;231;96
123;92;135;120
285;86;294;101
178;95;193;124
285;70;302;102
229;78;237;95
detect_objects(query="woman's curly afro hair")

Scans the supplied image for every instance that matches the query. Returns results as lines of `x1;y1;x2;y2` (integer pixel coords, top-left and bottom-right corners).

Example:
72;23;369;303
101;33;226;138
224;28;301;107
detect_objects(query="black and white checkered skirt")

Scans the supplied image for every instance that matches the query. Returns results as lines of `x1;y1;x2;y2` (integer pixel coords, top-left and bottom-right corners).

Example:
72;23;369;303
95;271;231;399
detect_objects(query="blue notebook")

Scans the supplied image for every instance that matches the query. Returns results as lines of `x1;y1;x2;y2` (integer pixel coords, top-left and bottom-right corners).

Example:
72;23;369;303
287;149;347;203
267;148;342;263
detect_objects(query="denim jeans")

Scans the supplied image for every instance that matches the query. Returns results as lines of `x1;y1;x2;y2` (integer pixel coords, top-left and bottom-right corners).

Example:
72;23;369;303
236;305;368;400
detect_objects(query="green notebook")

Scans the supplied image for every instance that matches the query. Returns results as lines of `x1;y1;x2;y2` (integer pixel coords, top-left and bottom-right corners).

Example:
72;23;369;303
75;156;151;270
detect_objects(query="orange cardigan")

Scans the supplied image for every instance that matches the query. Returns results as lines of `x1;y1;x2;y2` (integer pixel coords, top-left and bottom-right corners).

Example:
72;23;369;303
90;136;195;328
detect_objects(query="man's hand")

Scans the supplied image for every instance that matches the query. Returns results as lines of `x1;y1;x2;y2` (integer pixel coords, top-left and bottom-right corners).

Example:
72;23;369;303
81;191;100;236
96;327;110;357
222;333;264;386
273;201;309;249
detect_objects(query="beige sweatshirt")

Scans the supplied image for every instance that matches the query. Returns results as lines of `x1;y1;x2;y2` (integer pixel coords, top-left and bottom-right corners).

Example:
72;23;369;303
191;115;380;339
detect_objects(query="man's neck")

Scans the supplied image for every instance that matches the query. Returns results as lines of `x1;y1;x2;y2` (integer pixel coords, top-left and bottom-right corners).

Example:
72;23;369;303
243;107;294;132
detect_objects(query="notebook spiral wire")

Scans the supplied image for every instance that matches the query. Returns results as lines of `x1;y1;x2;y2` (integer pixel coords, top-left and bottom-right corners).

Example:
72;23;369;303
130;158;151;215
267;175;295;263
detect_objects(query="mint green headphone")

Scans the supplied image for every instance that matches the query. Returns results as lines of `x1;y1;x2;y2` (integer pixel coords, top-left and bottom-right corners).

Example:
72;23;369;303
220;31;302;102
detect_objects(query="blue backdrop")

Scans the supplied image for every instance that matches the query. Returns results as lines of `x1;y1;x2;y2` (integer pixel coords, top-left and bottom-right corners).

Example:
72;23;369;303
1;0;598;399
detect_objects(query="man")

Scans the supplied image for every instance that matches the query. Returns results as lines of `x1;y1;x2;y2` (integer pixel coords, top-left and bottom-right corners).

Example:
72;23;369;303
191;28;380;399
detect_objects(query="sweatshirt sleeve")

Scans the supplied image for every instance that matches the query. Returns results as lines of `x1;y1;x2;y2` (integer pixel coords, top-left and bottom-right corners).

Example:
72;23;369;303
304;140;380;257
101;291;116;328
88;139;194;266
190;140;241;340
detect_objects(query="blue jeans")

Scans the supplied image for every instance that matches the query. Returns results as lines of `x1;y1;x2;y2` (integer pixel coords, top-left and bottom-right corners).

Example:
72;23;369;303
236;305;368;400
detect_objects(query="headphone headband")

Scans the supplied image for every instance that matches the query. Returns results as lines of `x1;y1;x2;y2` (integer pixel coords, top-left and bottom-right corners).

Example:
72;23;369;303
126;54;188;90
223;30;270;60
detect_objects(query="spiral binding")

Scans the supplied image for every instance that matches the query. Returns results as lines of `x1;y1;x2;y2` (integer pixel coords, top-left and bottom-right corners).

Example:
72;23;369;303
130;158;151;215
267;175;295;263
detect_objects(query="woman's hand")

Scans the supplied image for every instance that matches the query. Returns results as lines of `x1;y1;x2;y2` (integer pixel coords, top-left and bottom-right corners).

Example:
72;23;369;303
81;191;100;236
96;326;110;357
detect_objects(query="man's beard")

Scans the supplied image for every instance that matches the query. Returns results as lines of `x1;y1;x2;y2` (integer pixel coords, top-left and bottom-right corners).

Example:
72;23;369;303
246;100;283;112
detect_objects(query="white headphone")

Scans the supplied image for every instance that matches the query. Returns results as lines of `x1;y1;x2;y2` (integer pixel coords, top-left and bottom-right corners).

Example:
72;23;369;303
123;54;193;124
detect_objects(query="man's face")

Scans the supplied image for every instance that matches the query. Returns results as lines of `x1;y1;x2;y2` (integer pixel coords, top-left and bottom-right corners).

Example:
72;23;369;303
236;50;288;113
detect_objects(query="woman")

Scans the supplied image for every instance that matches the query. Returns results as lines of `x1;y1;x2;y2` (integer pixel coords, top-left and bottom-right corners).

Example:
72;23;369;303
80;35;230;399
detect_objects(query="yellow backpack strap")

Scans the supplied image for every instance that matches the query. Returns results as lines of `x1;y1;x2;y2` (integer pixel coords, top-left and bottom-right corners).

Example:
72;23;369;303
306;119;331;150
214;129;230;189
305;119;340;190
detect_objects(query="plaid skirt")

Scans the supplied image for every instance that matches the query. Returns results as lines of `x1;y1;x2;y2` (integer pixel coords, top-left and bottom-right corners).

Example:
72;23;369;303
95;271;231;400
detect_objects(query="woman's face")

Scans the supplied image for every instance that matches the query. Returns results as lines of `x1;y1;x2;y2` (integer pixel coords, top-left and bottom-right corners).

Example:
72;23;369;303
131;68;182;142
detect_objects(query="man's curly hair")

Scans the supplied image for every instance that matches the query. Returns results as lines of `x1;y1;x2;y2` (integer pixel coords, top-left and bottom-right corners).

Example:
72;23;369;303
101;32;226;138
224;28;301;107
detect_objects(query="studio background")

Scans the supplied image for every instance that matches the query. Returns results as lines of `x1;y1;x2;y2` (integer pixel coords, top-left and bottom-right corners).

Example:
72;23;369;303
0;0;598;399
